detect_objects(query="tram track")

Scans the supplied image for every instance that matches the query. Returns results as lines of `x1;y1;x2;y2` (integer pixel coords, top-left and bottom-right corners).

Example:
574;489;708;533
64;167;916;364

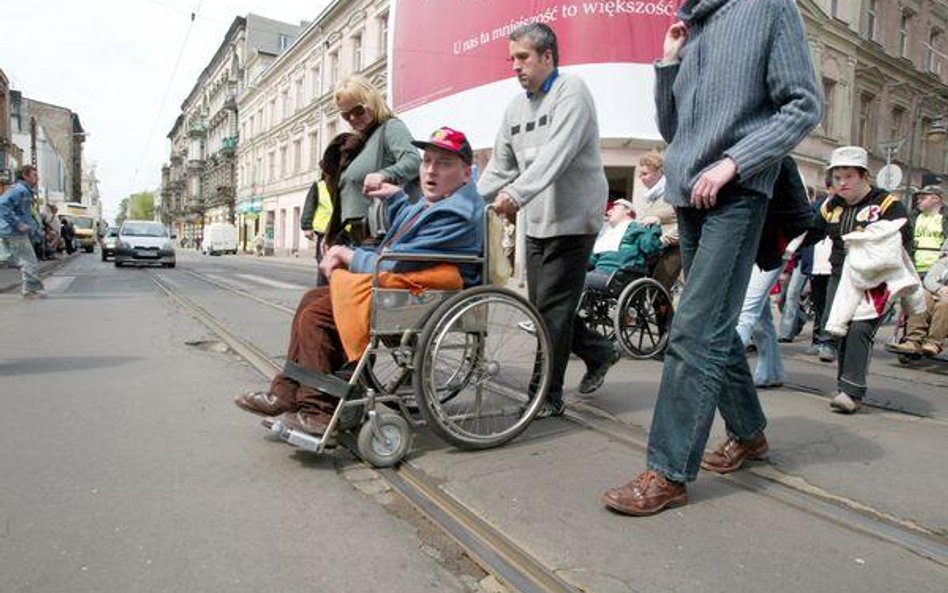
155;269;948;580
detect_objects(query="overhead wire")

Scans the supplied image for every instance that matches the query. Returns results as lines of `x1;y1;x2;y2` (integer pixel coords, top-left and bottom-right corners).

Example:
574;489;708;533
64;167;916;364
133;0;205;186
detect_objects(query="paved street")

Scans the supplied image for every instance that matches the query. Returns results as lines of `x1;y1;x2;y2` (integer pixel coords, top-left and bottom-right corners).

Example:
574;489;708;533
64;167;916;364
2;250;947;592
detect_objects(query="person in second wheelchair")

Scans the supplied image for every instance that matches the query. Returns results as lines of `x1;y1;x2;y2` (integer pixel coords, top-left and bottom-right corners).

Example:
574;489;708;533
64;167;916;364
233;126;484;436
586;198;664;284
891;239;948;357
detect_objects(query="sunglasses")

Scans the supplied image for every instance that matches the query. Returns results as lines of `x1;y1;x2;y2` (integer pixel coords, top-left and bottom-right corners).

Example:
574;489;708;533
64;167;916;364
340;104;367;121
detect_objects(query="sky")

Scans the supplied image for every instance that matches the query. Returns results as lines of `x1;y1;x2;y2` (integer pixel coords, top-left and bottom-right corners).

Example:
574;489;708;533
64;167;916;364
5;0;332;223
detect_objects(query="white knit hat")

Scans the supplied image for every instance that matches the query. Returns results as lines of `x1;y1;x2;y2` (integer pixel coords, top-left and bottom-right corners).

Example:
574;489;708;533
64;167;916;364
826;146;869;171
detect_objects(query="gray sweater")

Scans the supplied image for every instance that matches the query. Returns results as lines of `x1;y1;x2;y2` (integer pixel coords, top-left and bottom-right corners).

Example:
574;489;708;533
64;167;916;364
477;73;607;238
656;0;823;206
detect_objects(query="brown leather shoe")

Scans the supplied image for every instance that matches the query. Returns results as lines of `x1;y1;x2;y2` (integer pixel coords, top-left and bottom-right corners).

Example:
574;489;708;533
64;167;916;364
278;409;331;436
601;470;688;516
234;391;295;417
700;433;769;474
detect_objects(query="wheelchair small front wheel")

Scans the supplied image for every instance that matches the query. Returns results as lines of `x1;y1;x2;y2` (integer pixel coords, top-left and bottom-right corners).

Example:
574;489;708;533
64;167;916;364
356;413;411;468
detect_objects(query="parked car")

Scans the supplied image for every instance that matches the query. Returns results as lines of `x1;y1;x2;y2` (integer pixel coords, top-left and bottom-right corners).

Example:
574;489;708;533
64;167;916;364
201;223;238;255
100;227;119;261
114;220;176;268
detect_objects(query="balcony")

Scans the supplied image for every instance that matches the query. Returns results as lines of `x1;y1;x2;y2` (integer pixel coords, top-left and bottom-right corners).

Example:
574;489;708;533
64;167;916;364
220;136;237;155
188;118;208;137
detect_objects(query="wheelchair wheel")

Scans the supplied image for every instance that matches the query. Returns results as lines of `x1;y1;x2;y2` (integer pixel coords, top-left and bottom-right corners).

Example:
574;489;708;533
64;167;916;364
577;290;616;341
414;286;551;450
613;278;672;359
356;412;411;467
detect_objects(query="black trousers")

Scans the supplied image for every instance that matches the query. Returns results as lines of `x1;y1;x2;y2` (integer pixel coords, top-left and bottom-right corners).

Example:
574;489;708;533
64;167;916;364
824;273;882;400
525;233;613;403
810;274;830;345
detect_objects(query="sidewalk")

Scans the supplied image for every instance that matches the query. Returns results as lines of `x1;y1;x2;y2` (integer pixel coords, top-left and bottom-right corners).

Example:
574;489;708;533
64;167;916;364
0;252;78;293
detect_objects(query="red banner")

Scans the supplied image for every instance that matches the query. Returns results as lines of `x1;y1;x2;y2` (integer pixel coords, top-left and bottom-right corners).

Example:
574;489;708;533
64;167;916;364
392;0;676;112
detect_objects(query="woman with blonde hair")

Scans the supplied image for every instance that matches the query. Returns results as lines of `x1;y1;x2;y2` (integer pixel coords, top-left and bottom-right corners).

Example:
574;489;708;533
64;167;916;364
333;74;421;245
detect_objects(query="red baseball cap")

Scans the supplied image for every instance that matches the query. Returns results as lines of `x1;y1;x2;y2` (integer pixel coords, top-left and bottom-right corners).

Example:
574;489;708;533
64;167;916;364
411;126;474;164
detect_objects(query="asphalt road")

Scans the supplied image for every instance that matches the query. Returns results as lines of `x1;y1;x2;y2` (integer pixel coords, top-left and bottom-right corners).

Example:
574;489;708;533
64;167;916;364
2;249;946;592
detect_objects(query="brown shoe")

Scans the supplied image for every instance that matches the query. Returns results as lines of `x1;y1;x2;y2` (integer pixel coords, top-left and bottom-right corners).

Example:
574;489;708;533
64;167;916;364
921;341;942;357
889;340;921;354
234;391;295;417
700;433;769;474
278;409;331;436
601;470;688;516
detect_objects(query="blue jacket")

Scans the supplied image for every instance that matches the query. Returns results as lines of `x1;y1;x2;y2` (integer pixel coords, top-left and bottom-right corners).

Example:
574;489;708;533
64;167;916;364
350;181;485;286
0;181;39;239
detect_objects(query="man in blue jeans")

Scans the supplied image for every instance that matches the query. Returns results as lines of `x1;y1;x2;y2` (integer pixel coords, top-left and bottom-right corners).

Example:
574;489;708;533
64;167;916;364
601;0;822;516
0;165;45;299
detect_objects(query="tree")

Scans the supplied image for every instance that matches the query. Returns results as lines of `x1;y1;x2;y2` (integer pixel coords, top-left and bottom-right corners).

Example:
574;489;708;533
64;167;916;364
115;191;156;226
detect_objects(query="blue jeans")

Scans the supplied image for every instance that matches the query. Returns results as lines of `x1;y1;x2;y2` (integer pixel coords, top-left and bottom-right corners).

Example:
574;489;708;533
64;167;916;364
778;264;809;340
646;191;768;483
736;265;785;387
1;234;44;294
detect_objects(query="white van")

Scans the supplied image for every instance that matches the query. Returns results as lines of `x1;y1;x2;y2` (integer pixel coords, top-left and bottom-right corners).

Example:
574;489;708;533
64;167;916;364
201;223;239;255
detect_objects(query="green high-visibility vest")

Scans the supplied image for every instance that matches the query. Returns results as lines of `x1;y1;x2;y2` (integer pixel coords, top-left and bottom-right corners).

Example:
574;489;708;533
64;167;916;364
914;211;946;273
311;180;333;234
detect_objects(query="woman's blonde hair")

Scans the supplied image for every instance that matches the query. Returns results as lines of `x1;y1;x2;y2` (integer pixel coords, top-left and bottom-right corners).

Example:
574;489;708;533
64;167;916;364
334;74;394;124
639;152;664;171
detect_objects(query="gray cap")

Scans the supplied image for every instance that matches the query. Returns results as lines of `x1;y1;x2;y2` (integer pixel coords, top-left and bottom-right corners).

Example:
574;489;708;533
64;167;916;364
917;185;944;196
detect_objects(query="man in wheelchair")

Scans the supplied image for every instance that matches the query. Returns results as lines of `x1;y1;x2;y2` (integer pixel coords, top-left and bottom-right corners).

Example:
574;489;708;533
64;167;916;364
587;198;664;283
234;127;485;435
892;240;948;357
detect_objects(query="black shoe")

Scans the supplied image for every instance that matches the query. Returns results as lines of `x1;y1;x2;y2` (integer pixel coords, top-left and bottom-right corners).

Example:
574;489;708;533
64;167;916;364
777;337;792;344
578;346;621;394
535;399;565;419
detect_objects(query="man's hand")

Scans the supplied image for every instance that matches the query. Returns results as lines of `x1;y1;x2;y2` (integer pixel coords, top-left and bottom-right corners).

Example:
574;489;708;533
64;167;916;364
639;215;661;227
363;172;387;194
690;157;738;209
364;182;401;199
663;22;688;63
492;191;520;220
319;245;353;279
937;286;948;300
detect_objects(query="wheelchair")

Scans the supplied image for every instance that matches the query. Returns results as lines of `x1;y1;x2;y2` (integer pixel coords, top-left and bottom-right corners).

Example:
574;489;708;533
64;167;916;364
576;257;674;360
267;215;553;467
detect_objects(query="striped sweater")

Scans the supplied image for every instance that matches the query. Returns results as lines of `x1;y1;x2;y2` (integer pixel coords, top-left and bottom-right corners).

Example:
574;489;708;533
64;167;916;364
656;0;823;206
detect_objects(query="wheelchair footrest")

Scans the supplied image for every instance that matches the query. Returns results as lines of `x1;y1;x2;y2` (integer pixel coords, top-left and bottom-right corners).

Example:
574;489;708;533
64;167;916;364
283;360;357;400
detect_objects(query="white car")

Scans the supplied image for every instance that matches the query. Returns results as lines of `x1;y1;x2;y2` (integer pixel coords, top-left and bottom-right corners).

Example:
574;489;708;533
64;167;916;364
114;220;176;268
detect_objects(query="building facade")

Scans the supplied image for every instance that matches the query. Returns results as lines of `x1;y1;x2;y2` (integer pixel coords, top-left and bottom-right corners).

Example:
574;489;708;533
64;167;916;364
235;0;390;255
0;69;24;194
6;89;85;206
162;14;304;246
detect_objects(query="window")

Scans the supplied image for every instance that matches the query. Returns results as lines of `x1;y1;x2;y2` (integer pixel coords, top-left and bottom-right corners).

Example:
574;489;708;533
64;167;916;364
899;11;912;58
280;145;288;178
278;34;290;51
269;99;276;128
309;131;320;169
281;89;290;122
327;119;338;141
352;33;364;72
866;0;877;41
378;11;390;57
858;92;875;147
256;108;263;134
241;121;247;141
292;139;302;174
255;156;262;185
329;51;339;87
295;78;304;112
830;0;839;19
821;78;837;137
268;151;275;183
928;29;942;73
890;106;905;142
311;67;322;101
